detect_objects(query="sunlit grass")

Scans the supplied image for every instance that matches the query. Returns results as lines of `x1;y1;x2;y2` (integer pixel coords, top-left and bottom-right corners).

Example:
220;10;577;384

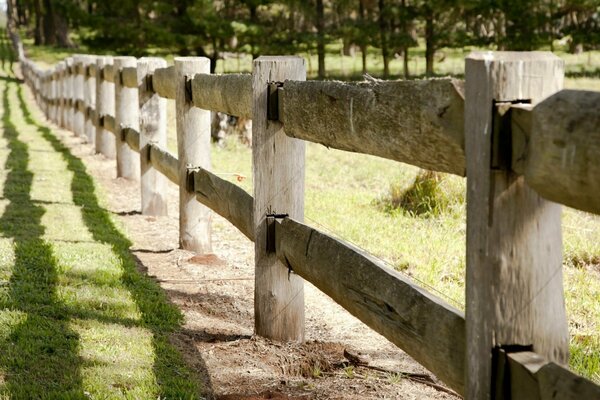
0;64;199;397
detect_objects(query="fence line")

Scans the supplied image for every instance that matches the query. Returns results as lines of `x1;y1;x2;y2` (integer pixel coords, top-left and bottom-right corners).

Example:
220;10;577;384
9;25;600;399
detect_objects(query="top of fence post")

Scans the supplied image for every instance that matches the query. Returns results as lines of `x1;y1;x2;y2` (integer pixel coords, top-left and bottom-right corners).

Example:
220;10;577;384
464;51;567;399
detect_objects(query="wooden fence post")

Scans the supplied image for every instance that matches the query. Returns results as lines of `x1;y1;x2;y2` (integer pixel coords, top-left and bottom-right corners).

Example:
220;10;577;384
138;57;168;216
42;71;49;118
175;57;212;252
56;61;65;128
464;52;568;399
114;56;140;180
73;55;87;138
84;57;97;146
252;56;306;341
49;68;56;123
95;56;116;159
65;57;74;132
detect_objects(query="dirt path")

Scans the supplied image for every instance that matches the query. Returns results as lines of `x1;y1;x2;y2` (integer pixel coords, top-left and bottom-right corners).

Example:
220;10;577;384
23;83;458;399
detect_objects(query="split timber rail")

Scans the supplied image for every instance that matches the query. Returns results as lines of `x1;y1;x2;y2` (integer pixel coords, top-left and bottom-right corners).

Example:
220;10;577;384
8;27;600;399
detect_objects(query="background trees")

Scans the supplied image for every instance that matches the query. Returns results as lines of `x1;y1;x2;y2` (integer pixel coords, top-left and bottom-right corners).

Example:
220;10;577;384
7;0;600;77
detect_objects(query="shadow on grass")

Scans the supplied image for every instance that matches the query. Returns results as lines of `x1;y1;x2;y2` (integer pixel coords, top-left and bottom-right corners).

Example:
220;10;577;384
15;84;209;398
0;81;83;397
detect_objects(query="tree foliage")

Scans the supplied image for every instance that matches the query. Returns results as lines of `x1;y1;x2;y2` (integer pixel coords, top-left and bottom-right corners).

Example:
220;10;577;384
8;0;600;76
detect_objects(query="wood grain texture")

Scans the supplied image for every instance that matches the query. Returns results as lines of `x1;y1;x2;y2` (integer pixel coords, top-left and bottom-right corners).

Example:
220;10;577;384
465;51;568;400
83;55;97;145
253;56;306;342
153;65;176;99
191;73;252;118
275;217;466;394
64;57;74;132
524;89;600;215
95;56;116;159
114;56;140;180
49;67;57;123
72;55;88;138
505;352;600;399
122;127;140;152
103;64;116;83
55;61;66;128
149;144;179;185
102;114;117;135
280;78;466;175
138;57;169;216
175;57;212;253
121;66;138;88
191;169;254;241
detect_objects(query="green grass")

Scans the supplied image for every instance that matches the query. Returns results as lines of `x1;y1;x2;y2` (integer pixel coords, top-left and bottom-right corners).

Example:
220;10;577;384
0;60;199;397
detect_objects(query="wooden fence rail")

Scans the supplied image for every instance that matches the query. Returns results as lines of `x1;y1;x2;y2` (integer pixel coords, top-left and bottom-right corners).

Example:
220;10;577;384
11;25;600;399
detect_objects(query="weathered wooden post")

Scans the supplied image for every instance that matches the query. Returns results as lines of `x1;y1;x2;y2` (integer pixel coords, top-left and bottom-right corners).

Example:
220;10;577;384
42;71;49;118
49;68;57;122
464;52;568;399
64;57;74;132
84;57;97;146
252;56;306;341
95;56;116;159
56;61;65;128
175;57;212;252
52;67;59;124
114;56;140;180
73;55;87;138
138;57;168;216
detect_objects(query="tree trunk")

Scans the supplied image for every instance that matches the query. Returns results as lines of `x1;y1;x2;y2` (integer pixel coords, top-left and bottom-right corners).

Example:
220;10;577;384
403;47;409;78
361;45;367;75
196;45;217;73
425;10;435;76
316;0;325;78
42;0;56;45
378;0;389;78
54;12;73;47
33;0;43;45
359;1;367;75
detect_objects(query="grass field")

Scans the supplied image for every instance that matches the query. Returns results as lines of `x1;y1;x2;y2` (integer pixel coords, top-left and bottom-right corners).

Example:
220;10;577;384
0;52;199;397
18;35;600;385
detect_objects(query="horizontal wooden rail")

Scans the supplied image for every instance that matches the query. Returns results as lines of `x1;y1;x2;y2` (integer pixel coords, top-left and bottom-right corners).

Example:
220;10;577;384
152;66;176;99
507;90;600;215
121;67;138;88
100;114;117;134
274;217;466;395
103;64;116;83
191;73;252;118
122;127;140;152
279;79;466;176
191;168;254;241
148;143;179;185
496;350;600;399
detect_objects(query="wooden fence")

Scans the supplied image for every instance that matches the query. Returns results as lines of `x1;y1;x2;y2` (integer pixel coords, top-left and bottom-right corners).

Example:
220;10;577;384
8;27;600;399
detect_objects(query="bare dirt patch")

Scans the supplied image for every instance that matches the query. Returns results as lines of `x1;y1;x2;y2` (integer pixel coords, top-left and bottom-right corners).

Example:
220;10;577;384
51;127;459;399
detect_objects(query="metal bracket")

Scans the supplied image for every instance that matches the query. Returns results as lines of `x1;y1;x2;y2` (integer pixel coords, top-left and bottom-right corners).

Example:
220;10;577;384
491;100;531;171
145;74;154;93
492;344;533;400
185;76;193;104
267;82;284;121
186;165;200;192
266;212;288;252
